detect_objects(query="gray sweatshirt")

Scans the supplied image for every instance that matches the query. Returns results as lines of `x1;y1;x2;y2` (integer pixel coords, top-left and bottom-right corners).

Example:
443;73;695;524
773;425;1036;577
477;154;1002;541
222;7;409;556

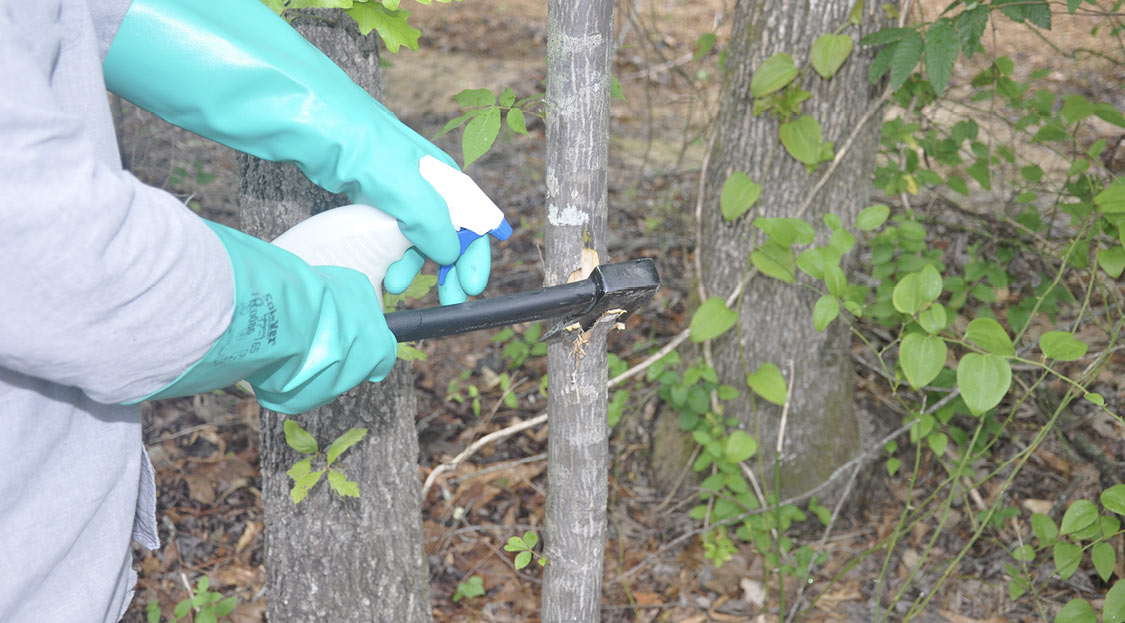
0;2;235;621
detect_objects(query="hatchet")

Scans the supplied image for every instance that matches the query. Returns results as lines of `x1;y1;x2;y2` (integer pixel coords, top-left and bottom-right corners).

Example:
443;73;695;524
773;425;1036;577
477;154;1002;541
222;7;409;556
384;258;660;342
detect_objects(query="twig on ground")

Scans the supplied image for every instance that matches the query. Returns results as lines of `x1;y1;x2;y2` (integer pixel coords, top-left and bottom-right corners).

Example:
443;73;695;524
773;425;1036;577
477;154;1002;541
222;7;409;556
421;413;547;499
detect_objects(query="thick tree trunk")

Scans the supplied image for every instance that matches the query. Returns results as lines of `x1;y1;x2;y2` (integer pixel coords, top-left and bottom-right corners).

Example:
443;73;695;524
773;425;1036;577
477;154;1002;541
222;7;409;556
238;14;432;623
700;0;888;496
541;1;615;621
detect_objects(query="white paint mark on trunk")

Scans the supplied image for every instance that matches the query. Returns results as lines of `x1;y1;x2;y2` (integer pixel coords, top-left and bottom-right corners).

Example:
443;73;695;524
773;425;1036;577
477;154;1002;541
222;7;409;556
548;203;590;226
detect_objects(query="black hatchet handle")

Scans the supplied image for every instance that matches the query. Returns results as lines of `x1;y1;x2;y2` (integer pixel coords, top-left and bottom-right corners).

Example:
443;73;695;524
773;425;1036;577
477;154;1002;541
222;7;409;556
385;278;599;342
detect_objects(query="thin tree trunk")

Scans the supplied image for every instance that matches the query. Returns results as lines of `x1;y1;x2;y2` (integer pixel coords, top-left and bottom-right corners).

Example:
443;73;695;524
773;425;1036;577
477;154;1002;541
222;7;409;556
238;13;432;623
700;0;889;496
541;0;615;621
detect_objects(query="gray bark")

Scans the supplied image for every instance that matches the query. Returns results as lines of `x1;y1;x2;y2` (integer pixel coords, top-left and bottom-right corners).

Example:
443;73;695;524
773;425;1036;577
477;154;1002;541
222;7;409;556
700;0;889;496
238;13;432;623
541;0;615;621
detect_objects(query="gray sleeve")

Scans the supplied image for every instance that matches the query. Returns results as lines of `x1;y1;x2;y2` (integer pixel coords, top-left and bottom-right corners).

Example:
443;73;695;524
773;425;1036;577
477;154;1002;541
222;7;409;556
0;10;235;404
88;0;135;59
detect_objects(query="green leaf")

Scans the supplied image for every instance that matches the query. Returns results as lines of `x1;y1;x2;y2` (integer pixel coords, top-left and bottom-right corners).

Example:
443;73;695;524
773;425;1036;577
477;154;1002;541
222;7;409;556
724;430;759;464
283;419;318;454
1106;580;1125;623
720;172;762;221
453;575;485;602
923;19;958;94
691;297;738;343
1095;181;1125;214
890;30;923;90
1061;94;1095;124
856;204;890;230
462;106;501;167
868;42;897;83
1098;245;1125;279
1055;599;1096;623
610;75;626;101
900;333;947;388
750;52;799;97
918;303;947;334
504;536;526;552
847;0;865;25
522;531;538;549
286;457;312;481
1031;513;1058;544
145;600;161;623
1053;542;1083;580
957;354;1011;415
326;427;368;465
498;87;515;107
813;295;839;332
779;115;825;166
454;88;495;108
1102;484;1125;515
174;599;192;619
216;596;237;617
796;247;826;280
514;551;532;569
693;33;717;62
396;342;428;362
754;217;816;247
927;431;948;456
918;264;943;301
435;109;481;138
965;318;1015;356
1093;542;1116;582
858;27;909;46
505;108;529;136
1095;103;1125;128
824;264;846;297
892;273;924;315
1060;499;1099;535
751;240;796;283
810;34;853;79
195;609;217;623
1038;331;1088;361
747;362;787;406
345;3;419;53
1012;543;1035;562
327;470;360;497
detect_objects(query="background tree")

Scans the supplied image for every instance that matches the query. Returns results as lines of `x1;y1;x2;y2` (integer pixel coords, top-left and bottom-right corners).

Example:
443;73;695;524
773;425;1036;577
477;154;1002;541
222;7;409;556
238;12;433;623
541;0;615;620
699;0;891;496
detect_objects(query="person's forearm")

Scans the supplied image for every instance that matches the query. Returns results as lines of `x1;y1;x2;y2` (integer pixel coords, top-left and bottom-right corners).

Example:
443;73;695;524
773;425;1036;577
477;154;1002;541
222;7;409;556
0;16;233;402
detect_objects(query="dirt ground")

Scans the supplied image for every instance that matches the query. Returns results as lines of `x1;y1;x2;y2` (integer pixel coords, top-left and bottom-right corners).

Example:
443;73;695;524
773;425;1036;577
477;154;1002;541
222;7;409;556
118;1;1125;622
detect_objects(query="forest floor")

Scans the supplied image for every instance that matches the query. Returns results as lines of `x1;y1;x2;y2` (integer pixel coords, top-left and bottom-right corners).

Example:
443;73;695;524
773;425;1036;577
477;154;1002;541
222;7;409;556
120;1;1125;622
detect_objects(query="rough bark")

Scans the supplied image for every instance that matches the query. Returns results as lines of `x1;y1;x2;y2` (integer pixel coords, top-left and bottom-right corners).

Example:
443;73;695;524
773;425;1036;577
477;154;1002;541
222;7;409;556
700;0;889;496
237;14;432;623
541;1;615;621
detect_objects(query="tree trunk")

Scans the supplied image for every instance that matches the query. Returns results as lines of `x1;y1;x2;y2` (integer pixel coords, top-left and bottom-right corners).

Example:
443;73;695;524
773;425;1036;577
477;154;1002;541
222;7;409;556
541;1;615;621
238;14;432;623
700;0;889;496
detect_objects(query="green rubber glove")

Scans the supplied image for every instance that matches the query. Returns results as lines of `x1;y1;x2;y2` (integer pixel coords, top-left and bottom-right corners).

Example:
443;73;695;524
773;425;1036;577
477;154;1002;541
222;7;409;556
134;222;397;415
102;0;492;285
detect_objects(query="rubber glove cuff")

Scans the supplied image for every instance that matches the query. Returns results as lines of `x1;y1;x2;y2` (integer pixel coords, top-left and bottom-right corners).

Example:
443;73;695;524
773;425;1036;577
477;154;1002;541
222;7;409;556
130;222;396;414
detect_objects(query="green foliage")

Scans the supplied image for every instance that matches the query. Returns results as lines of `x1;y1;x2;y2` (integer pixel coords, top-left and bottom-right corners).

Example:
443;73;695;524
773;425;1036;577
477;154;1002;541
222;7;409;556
147;576;237;623
452;575;485;603
437;86;545;167
504;531;546;570
283;420;367;503
491;323;548;369
262;0;457;53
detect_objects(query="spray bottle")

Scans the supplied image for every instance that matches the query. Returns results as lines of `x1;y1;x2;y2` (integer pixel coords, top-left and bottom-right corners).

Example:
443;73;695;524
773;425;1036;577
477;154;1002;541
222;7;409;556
270;156;512;305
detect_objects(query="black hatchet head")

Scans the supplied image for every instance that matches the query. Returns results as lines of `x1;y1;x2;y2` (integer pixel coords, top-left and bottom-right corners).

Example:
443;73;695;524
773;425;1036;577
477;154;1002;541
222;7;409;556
541;258;661;341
